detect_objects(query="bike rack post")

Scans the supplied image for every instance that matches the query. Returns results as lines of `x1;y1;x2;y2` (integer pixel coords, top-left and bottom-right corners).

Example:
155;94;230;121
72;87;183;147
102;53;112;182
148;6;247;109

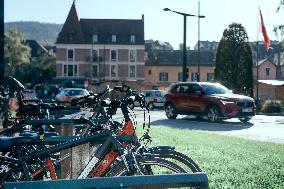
5;173;209;189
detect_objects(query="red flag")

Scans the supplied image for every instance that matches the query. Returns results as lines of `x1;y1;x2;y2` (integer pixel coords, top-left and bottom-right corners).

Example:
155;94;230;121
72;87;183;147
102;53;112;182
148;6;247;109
259;8;270;51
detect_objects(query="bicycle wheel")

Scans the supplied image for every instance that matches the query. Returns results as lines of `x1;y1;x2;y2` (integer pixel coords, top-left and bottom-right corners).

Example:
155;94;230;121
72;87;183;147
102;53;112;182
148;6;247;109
106;156;186;177
151;150;202;173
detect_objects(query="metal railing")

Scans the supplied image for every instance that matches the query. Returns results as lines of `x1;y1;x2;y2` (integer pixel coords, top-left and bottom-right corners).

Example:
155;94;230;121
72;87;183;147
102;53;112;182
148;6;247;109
5;173;209;189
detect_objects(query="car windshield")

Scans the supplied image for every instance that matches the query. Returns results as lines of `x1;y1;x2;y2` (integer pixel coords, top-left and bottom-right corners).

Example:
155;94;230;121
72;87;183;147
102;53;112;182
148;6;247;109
22;90;37;99
201;84;230;95
62;89;86;96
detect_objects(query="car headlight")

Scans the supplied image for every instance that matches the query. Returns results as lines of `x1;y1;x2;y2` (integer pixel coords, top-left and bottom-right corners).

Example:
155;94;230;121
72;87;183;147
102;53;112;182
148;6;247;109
220;99;235;105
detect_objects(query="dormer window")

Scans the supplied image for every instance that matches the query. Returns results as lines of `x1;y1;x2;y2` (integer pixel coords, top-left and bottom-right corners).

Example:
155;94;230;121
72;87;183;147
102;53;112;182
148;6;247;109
112;35;116;43
92;34;98;43
130;35;135;43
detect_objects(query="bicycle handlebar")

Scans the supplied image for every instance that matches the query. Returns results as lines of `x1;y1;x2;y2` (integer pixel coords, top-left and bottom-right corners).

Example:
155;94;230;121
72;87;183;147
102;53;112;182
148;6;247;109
114;85;146;121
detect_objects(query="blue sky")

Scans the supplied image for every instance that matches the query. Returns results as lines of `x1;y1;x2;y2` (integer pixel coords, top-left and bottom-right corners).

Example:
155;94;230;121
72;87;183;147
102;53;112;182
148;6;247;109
5;0;284;49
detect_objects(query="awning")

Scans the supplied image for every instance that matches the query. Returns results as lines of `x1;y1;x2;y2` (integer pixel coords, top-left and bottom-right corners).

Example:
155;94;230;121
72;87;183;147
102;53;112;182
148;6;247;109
258;80;284;86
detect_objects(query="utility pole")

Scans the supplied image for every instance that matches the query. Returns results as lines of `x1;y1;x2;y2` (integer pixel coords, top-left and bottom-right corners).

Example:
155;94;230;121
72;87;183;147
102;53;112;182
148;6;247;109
197;1;201;82
0;0;4;85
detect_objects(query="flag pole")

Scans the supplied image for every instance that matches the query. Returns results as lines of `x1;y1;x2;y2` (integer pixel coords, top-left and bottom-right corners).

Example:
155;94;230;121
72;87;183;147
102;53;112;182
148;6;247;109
256;1;260;111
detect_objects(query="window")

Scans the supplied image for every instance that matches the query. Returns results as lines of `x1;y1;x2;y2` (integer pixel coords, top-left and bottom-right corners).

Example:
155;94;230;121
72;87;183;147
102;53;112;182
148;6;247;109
148;70;152;75
92;65;98;77
67;49;74;61
112;35;116;43
129;49;136;62
159;72;168;81
207;73;214;81
265;68;270;76
176;85;188;93
63;64;78;77
68;65;75;76
178;72;183;81
64;65;67;76
130;34;135;43
92;50;98;62
191;72;199;81
92;34;98;43
111;65;117;77
111;50;117;61
129;65;136;78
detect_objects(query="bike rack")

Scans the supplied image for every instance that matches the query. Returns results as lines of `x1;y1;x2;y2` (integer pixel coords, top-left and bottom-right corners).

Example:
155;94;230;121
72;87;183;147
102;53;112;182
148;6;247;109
5;173;209;189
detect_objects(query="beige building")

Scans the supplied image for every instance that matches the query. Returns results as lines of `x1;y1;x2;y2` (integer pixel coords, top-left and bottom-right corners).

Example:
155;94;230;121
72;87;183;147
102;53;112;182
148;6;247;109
253;59;284;101
144;50;215;90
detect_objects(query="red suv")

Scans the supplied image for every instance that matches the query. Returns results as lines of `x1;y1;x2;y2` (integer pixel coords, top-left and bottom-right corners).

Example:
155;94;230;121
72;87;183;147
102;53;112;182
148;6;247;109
164;82;255;122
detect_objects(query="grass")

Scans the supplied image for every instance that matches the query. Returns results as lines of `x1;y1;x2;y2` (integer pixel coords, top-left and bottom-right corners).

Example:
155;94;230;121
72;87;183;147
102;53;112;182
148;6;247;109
136;125;284;189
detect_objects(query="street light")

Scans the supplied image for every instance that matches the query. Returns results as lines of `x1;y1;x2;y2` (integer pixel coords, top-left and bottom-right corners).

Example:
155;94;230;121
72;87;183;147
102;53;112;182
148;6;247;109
163;8;205;82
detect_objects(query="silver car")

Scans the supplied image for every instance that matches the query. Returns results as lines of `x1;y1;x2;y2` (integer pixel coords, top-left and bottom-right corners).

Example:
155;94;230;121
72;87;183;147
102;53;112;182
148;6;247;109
143;90;166;110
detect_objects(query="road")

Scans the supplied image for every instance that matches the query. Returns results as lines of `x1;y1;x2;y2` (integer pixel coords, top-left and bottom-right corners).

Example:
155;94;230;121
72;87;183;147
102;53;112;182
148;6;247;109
114;109;284;144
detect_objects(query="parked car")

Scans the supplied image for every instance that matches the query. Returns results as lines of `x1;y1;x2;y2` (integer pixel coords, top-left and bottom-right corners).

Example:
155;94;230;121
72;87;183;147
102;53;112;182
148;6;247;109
164;82;255;122
143;90;166;110
127;90;166;110
55;88;89;104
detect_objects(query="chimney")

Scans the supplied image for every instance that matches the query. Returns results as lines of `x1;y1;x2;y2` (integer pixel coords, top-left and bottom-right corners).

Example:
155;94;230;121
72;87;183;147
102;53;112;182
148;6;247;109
142;14;144;22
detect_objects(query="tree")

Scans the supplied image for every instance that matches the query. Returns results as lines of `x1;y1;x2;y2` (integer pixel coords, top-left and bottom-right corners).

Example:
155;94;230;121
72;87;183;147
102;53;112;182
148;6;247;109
4;28;31;76
214;23;253;97
273;1;284;37
15;52;56;86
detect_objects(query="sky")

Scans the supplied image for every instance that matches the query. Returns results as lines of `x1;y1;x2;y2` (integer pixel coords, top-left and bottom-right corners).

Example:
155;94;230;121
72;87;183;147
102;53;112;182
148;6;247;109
4;0;284;49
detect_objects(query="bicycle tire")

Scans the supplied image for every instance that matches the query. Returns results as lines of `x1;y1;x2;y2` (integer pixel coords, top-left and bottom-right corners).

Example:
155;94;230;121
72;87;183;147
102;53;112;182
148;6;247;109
152;150;202;173
105;156;186;177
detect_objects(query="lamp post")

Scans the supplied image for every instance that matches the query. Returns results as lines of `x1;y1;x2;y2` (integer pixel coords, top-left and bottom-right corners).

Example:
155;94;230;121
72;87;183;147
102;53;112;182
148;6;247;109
0;0;4;85
163;8;205;82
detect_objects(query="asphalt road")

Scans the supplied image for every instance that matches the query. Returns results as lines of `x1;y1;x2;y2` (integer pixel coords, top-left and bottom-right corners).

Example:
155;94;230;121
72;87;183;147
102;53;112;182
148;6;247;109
114;108;284;144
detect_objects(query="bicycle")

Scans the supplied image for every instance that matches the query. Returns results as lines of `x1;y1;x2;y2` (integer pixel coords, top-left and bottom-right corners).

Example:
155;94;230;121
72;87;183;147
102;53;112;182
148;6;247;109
0;83;202;187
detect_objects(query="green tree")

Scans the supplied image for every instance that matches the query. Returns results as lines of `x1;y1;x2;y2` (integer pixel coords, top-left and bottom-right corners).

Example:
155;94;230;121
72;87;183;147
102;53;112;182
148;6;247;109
4;28;31;76
274;1;284;37
15;52;56;85
214;23;253;97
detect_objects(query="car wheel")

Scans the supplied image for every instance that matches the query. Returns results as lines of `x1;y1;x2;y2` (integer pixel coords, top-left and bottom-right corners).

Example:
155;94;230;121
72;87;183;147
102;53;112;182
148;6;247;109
165;103;177;119
239;118;251;123
147;102;154;110
206;105;220;122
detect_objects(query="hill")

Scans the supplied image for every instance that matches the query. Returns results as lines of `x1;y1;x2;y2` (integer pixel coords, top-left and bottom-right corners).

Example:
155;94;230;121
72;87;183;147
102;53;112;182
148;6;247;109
5;21;62;45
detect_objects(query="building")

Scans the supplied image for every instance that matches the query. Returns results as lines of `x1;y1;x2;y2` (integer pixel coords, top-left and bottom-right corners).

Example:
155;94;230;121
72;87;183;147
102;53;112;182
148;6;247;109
193;40;219;51
55;2;145;88
25;39;49;62
144;50;215;89
145;39;173;56
253;59;284;102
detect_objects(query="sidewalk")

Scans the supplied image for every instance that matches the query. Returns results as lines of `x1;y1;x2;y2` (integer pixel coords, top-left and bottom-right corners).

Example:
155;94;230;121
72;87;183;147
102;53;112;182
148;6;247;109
256;111;284;116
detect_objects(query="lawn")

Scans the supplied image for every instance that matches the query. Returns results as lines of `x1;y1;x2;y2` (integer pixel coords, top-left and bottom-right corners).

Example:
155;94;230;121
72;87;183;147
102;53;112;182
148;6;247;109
137;125;284;189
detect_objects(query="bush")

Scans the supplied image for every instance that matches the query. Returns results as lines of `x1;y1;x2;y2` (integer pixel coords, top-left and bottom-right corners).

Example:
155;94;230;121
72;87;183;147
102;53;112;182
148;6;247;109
261;100;282;113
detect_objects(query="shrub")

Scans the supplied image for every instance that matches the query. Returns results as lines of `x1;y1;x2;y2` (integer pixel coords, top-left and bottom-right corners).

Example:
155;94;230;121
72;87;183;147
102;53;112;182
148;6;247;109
261;100;282;113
